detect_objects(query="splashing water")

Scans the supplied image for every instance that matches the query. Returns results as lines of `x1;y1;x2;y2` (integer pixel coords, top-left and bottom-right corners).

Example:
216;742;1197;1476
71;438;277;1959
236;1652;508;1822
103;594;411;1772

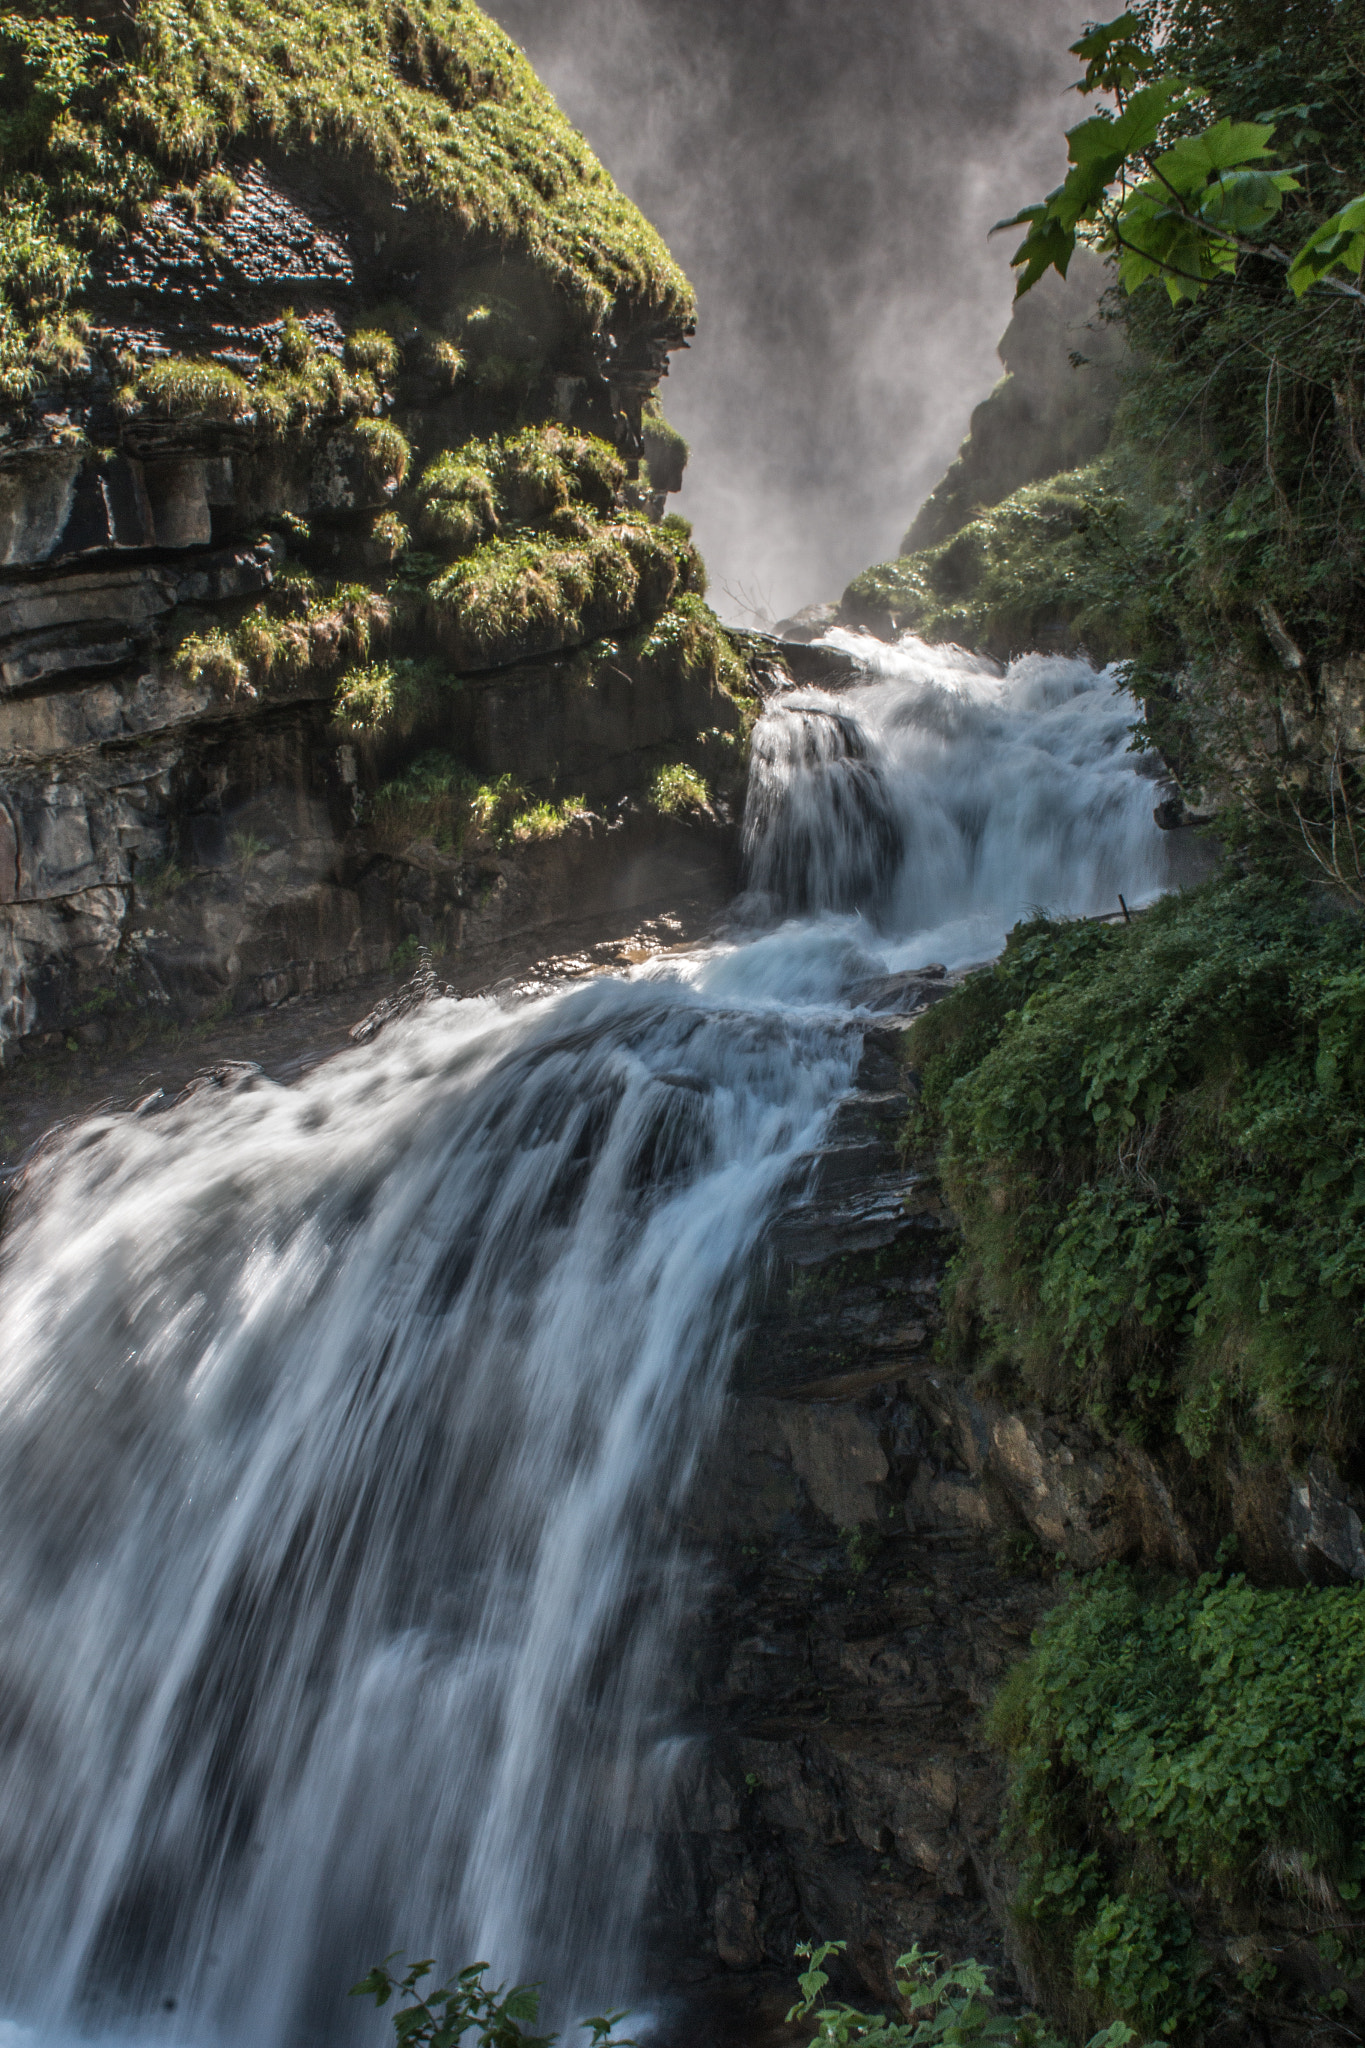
0;636;1193;2048
742;634;1198;961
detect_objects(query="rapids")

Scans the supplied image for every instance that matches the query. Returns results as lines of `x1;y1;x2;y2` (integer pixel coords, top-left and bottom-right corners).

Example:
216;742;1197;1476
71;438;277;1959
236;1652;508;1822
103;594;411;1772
0;639;1192;2048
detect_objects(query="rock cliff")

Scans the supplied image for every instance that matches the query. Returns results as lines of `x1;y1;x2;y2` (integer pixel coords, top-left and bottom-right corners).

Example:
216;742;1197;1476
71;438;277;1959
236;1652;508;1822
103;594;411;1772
1;0;752;1057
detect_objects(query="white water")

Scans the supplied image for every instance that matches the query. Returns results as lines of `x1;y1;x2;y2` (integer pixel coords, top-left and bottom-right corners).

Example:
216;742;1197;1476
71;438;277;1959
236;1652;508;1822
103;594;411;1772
0;638;1190;2048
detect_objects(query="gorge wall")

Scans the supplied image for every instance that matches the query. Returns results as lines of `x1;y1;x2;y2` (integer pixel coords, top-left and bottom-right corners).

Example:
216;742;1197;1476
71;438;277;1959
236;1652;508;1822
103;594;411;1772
0;0;763;1059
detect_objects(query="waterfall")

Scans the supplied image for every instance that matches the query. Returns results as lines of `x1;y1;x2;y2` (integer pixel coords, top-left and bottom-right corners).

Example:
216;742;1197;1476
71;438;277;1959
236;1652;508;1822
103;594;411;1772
0;636;1188;2048
742;636;1194;956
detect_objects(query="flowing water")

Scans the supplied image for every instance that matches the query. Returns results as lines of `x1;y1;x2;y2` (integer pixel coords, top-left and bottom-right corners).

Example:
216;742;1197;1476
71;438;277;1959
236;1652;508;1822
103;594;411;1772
0;639;1193;2048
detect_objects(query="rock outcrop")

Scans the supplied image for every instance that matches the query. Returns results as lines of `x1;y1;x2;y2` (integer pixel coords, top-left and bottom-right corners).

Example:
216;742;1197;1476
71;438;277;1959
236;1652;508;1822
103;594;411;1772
652;999;1365;2041
1;1;747;1057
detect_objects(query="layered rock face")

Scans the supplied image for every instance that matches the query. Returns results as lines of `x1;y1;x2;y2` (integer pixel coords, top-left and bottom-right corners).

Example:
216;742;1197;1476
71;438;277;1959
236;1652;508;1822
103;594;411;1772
652;994;1365;2040
1;3;748;1055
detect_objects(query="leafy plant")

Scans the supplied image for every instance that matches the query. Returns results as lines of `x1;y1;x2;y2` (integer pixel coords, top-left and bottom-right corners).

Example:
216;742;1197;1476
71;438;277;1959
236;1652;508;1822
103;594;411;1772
351;1955;630;2048
649;762;710;815
786;1940;1147;2047
989;1568;1365;2036
910;872;1365;1460
998;11;1364;308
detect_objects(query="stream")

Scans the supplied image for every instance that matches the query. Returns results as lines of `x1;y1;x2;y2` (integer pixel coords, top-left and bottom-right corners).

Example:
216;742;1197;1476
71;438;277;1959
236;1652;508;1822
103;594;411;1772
0;639;1190;2048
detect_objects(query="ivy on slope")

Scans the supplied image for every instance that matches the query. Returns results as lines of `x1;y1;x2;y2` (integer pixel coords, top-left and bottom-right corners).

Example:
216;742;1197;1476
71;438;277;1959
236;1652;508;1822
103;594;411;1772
0;0;692;395
910;874;1365;1461
991;1565;1365;2040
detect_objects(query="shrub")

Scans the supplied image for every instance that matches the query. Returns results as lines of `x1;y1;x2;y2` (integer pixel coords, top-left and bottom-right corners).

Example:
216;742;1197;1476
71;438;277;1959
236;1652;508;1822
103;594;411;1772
911;873;1365;1459
990;1568;1365;2038
650;762;709;815
786;1939;1147;2047
351;1954;628;2048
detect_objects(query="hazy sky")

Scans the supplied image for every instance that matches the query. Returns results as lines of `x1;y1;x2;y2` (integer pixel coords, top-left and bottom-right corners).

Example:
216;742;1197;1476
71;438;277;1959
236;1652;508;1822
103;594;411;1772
487;0;1084;623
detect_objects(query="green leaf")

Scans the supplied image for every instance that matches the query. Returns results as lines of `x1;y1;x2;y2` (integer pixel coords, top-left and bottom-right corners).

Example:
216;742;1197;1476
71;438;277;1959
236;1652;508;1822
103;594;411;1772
1069;11;1148;95
1066;82;1184;174
1287;193;1365;296
1152;117;1277;195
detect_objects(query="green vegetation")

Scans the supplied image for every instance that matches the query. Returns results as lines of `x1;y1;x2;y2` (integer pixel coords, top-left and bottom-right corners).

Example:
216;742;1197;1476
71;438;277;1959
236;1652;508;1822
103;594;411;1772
641;399;688;495
910;875;1365;1462
351;1954;628;2048
178;579;391;698
368;756;586;854
991;1568;1365;2040
843;460;1142;662
426;520;686;669
786;1939;1146;2047
414;427;625;559
0;0;692;397
649;762;709;815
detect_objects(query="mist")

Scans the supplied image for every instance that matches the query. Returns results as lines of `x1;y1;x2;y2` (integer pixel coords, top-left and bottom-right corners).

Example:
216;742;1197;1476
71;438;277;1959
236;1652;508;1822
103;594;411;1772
485;0;1084;623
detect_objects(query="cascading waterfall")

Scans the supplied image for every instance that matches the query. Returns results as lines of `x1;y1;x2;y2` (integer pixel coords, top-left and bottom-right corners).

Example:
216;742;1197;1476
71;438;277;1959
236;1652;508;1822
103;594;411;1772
741;635;1197;953
0;635;1193;2048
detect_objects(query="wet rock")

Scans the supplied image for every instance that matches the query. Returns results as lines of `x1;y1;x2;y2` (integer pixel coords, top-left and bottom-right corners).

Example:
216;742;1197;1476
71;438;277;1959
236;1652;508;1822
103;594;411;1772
1287;1458;1365;1583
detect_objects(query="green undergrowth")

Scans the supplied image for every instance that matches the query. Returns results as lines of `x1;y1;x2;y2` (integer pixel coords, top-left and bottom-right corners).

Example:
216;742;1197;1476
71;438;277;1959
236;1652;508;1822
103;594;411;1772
414;425;625;557
842;459;1150;665
649;761;709;814
908;871;1365;1461
991;1566;1365;2041
176;572;391;696
0;0;690;397
424;515;701;668
368;752;585;854
113;312;407;439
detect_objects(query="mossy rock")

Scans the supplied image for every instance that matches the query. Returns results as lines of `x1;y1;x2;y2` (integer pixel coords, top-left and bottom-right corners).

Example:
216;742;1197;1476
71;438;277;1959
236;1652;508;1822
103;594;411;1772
840;458;1144;666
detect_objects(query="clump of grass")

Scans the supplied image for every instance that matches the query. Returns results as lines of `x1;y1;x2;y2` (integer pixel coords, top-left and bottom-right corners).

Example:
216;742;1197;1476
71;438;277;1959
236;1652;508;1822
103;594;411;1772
344;328;400;378
352;416;411;486
508;793;588;842
124;355;253;421
429;338;464;387
371;751;475;852
427;521;679;668
179;583;391;703
369;510;409;561
413;425;626;561
174;625;248;693
650;762;709;815
194;168;239;219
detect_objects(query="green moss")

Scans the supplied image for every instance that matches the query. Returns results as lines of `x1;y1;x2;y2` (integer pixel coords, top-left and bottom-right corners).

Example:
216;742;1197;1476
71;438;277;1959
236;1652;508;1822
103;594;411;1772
910;873;1365;1460
842;459;1150;664
992;1566;1365;2041
414;425;626;559
641;399;688;495
0;0;693;396
426;519;680;668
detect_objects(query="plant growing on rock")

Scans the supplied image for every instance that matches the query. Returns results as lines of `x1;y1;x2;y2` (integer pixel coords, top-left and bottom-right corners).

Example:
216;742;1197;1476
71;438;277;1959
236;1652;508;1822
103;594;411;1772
787;1940;1149;2046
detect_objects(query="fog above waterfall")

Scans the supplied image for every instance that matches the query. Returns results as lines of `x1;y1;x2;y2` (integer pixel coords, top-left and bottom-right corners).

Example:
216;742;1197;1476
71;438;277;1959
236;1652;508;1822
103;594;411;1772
486;0;1082;623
